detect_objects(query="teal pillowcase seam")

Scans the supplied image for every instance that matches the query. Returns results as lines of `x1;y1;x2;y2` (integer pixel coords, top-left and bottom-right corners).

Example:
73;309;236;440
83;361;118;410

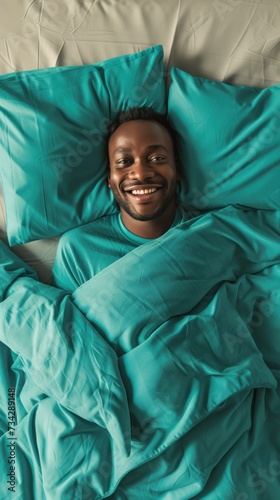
96;44;162;70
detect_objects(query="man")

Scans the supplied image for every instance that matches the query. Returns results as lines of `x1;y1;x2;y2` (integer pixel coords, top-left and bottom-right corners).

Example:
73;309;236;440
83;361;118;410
52;106;198;292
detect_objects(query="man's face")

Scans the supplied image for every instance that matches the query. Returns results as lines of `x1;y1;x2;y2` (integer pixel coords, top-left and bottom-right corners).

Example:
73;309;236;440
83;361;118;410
108;120;178;222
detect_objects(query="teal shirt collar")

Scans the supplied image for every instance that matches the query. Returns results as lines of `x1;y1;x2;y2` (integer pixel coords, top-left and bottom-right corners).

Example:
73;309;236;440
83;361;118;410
117;207;184;245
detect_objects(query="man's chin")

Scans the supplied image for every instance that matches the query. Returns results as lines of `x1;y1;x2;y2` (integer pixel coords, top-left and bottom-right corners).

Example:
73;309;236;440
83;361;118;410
129;212;158;222
121;204;169;222
116;190;177;222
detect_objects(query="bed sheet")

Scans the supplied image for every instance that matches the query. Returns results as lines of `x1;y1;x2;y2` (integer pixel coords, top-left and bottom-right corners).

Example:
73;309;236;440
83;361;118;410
0;2;280;497
0;205;280;498
0;0;280;281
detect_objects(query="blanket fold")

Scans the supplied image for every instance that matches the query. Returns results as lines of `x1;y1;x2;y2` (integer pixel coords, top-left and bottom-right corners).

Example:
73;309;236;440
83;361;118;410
0;206;280;499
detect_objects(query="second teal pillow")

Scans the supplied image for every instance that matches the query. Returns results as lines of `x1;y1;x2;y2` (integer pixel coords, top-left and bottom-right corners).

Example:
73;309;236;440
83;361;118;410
168;66;280;210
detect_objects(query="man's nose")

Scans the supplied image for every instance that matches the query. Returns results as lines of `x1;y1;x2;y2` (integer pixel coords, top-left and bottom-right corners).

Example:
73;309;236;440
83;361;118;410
128;161;155;179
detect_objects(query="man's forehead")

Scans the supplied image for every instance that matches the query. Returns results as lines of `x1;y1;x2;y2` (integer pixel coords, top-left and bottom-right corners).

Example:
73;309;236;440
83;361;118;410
109;120;173;149
113;119;167;134
112;144;169;156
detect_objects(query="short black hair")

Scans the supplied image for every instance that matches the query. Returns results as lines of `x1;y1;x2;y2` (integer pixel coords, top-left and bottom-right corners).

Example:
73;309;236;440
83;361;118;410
107;106;177;156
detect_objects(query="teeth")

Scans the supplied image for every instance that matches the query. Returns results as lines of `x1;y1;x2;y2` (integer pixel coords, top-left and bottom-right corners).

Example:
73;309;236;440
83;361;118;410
131;188;158;195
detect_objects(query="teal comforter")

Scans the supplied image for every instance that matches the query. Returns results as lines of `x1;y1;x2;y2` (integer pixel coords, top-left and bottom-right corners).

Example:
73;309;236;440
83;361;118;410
0;205;280;499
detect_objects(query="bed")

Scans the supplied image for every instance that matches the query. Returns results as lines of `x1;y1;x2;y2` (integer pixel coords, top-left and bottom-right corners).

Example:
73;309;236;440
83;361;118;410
0;1;280;498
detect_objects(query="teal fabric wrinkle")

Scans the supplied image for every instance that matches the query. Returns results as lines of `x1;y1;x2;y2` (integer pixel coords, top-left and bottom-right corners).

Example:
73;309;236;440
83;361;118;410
73;206;280;351
0;242;131;460
52;206;190;293
0;206;280;498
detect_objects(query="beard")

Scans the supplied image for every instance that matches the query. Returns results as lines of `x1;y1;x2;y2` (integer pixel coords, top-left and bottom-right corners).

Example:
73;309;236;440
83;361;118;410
110;178;177;221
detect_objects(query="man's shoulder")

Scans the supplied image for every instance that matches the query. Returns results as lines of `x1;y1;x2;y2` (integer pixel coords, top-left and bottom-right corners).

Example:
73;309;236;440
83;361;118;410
58;212;120;246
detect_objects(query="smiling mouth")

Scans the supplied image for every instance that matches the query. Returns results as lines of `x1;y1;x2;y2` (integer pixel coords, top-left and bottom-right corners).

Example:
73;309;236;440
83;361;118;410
131;187;159;195
123;188;163;206
123;184;163;196
124;187;163;202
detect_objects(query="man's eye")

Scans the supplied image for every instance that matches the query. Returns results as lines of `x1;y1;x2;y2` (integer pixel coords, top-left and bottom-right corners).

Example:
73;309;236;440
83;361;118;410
116;158;132;166
150;156;165;162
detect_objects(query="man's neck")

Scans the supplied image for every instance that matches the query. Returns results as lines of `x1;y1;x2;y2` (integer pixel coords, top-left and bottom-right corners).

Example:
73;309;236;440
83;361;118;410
120;206;177;239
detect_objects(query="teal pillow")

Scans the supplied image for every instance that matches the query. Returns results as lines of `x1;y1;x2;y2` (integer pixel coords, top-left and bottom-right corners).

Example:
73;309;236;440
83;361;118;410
168;66;280;210
0;45;165;245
